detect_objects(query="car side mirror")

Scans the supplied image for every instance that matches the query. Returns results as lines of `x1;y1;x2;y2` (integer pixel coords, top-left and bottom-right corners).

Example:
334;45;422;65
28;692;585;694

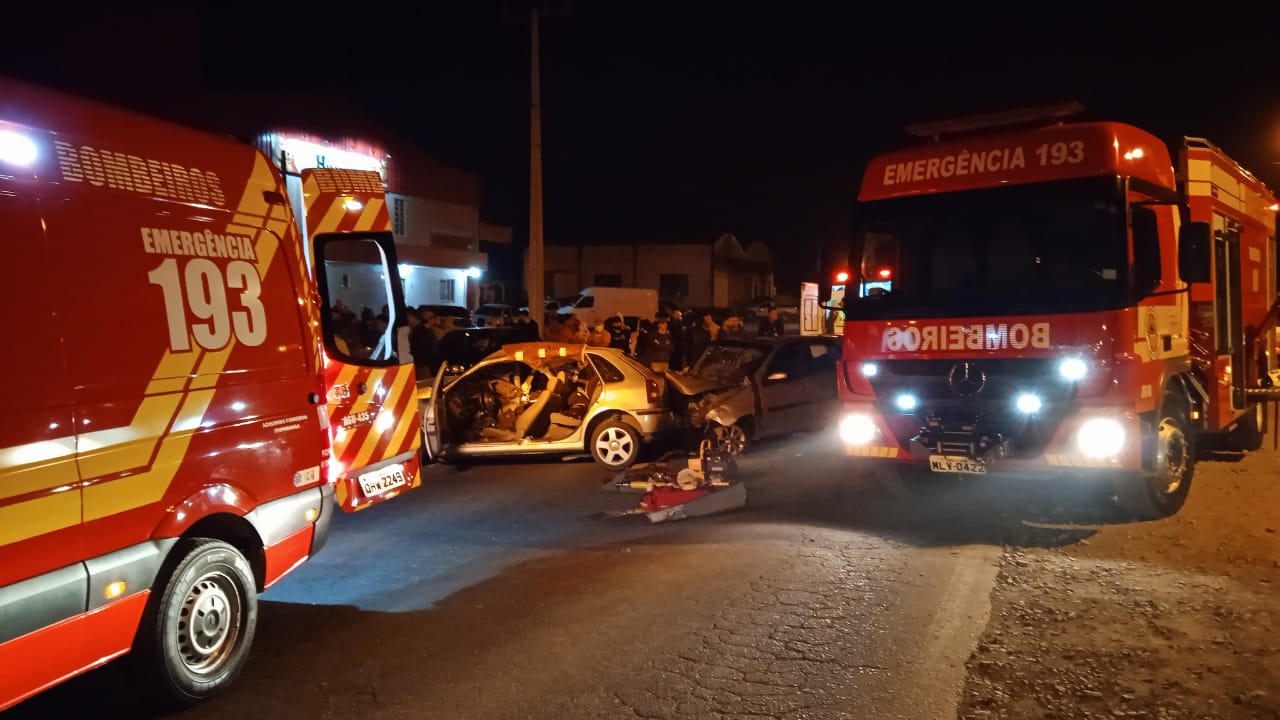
765;371;788;382
1178;220;1211;284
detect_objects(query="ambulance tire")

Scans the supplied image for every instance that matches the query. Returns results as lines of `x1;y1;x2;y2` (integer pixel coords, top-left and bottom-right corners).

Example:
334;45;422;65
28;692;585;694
134;538;258;708
1227;403;1266;452
1114;395;1195;520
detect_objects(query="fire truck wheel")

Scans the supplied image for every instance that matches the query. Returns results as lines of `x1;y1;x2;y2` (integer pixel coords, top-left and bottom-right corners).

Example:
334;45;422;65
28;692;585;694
134;538;258;708
590;418;641;469
1227;403;1266;452
1115;396;1195;519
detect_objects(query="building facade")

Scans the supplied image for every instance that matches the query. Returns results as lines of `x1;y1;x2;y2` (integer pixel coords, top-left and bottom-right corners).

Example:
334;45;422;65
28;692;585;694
539;233;774;308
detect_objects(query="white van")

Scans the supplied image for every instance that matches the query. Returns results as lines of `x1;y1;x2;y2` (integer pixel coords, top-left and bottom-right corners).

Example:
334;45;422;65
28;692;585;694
557;287;658;327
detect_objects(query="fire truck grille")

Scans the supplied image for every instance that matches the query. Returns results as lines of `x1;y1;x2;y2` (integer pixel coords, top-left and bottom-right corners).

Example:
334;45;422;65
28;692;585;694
869;358;1071;458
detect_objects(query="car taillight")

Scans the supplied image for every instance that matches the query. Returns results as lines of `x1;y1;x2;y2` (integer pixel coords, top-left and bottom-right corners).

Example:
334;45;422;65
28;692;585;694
645;375;661;405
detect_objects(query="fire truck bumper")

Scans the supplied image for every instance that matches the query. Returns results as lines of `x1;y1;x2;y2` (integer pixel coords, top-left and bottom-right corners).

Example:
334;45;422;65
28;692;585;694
837;405;1144;477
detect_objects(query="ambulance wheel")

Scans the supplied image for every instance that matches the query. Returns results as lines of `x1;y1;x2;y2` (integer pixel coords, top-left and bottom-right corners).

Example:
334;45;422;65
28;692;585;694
134;539;258;708
1114;396;1194;519
590;419;640;469
1227;403;1266;451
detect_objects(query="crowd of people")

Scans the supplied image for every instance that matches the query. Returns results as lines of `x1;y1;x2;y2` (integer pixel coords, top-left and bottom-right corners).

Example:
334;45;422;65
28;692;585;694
327;298;792;379
543;305;789;373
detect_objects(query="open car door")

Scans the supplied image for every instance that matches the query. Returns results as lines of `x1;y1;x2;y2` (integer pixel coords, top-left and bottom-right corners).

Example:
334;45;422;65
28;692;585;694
419;370;449;462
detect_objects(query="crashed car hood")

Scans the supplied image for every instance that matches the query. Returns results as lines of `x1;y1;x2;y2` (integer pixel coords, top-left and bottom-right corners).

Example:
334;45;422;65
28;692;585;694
664;370;740;396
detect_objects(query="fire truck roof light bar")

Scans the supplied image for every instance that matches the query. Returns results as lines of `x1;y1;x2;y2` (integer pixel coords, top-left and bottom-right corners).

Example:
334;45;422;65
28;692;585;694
905;101;1086;140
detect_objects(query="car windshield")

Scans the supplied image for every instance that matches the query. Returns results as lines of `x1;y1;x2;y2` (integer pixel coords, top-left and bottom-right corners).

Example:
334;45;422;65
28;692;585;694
690;343;767;382
847;177;1127;319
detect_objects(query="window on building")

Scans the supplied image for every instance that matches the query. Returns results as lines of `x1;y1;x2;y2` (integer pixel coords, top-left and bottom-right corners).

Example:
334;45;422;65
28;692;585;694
440;278;456;303
659;273;689;300
393;197;406;236
594;273;622;287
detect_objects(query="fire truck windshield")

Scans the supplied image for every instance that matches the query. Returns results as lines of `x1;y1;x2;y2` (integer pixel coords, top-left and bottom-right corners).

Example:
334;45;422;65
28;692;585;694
847;176;1127;320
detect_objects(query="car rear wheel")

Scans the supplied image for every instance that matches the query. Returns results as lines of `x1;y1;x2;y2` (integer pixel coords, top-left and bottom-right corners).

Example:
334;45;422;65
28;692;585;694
590;419;640;469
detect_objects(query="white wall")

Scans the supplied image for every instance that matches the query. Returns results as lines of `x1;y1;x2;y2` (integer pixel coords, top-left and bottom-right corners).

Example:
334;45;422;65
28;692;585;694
402;265;469;307
389;192;479;248
326;261;393;315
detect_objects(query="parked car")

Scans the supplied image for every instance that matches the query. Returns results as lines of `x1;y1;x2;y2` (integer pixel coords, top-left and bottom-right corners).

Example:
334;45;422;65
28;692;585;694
474;303;515;327
420;304;473;328
419;342;670;468
665;336;842;455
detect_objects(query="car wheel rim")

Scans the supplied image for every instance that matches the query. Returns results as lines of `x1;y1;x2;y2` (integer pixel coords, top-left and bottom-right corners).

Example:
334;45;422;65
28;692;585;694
175;570;242;676
1155;418;1189;496
712;425;746;455
595;427;634;465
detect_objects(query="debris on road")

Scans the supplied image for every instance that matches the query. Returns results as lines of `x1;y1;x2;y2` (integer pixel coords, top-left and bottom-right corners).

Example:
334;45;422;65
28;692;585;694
591;442;747;523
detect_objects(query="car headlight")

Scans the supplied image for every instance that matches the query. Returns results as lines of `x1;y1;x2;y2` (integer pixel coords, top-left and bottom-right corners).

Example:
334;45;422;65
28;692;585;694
1076;417;1125;458
839;413;876;446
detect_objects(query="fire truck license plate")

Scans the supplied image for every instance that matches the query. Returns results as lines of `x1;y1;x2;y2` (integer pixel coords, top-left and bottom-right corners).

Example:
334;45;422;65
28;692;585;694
928;456;987;475
358;464;408;496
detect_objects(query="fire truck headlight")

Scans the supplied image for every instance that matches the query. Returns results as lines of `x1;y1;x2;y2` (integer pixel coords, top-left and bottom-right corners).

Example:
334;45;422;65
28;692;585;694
1015;393;1043;414
860;362;879;378
1076;418;1125;458
1058;358;1088;381
894;393;918;412
0;130;38;167
839;413;876;446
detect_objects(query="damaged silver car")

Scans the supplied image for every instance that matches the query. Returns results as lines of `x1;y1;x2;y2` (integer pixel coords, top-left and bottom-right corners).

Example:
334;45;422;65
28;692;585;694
667;336;842;455
419;342;670;469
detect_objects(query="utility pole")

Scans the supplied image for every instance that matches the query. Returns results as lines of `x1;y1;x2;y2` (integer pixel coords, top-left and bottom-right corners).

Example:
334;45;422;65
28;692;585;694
528;4;544;338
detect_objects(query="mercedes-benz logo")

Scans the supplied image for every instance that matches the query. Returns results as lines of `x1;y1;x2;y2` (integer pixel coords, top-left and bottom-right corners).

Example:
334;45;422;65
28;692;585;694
947;362;987;397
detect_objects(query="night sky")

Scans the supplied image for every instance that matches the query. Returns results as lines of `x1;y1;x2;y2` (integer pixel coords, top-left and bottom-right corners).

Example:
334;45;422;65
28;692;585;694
3;2;1277;292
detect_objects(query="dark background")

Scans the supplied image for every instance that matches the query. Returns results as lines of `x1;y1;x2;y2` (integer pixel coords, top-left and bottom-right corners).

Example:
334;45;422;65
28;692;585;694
3;2;1277;291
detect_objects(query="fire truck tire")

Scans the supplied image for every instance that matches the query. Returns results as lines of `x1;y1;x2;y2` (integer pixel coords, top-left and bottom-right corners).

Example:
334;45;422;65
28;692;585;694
1227;403;1266;452
1114;396;1195;519
133;538;258;708
589;418;641;469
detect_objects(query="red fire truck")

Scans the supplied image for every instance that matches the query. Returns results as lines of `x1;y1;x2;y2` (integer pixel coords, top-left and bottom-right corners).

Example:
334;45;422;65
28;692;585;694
0;79;421;710
837;105;1278;519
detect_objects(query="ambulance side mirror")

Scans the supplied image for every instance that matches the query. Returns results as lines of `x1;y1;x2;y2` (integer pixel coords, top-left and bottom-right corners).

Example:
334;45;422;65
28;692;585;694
1178;221;1211;284
1131;206;1161;297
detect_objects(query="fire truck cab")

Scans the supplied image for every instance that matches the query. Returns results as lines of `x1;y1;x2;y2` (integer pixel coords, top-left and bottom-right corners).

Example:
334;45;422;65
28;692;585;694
837;105;1277;519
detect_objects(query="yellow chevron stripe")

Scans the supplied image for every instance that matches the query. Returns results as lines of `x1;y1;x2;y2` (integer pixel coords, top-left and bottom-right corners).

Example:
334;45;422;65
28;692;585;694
354;197;384;231
0;491;80;547
76;394;185;480
84;389;216;521
386;399;423;460
352;372;410;468
312;197;348;237
0;437;77;502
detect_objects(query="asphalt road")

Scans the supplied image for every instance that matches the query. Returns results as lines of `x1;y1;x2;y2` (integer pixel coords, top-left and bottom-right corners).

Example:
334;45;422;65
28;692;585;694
5;431;1098;720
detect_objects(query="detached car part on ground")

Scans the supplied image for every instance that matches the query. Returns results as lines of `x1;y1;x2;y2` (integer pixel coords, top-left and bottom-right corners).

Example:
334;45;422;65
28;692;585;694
667;337;843;455
419;342;670;469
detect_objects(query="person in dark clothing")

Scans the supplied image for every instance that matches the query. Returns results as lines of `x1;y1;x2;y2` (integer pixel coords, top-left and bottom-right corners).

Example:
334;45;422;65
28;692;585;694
409;310;437;379
685;311;714;369
641;317;674;372
605;314;633;354
513;309;540;341
634;312;667;360
668;308;688;370
757;307;785;337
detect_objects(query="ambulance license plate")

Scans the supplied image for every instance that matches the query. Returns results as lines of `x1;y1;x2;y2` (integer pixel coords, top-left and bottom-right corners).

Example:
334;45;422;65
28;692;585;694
928;456;987;475
358;464;408;496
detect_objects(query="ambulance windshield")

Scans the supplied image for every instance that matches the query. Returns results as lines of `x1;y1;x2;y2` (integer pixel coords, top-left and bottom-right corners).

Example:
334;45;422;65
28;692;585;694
847;177;1126;320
